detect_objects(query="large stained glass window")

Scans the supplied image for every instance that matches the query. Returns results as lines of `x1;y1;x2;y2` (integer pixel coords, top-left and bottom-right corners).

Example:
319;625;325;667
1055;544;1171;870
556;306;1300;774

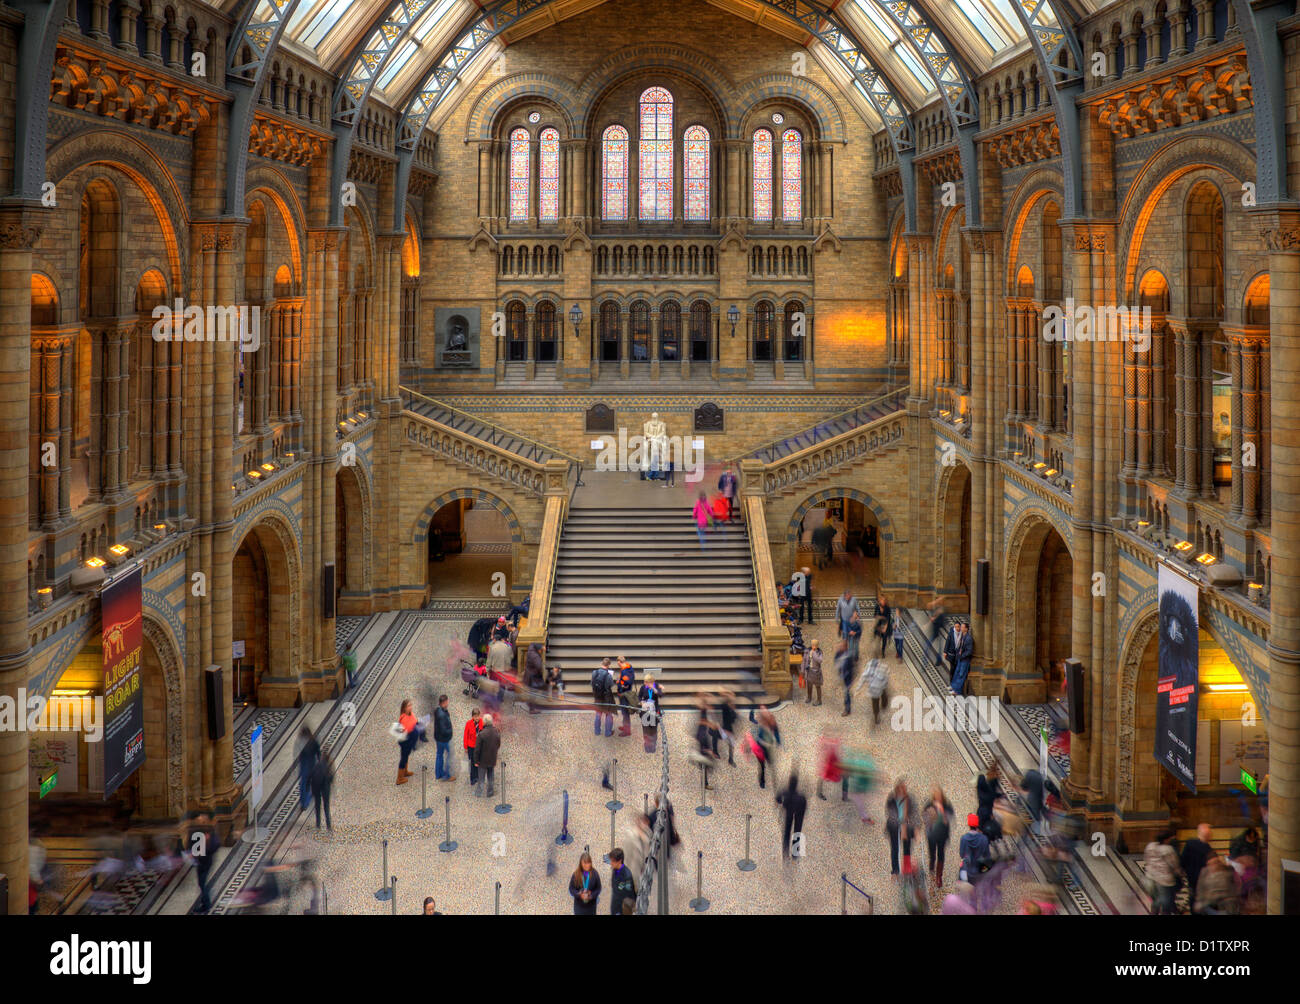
639;87;673;221
684;125;710;221
602;124;629;221
753;128;773;222
782;129;802;223
509;128;530;223
539;128;560;223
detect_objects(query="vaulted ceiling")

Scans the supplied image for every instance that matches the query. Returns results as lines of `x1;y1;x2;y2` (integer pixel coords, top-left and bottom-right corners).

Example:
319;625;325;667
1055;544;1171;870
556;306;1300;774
226;0;1099;140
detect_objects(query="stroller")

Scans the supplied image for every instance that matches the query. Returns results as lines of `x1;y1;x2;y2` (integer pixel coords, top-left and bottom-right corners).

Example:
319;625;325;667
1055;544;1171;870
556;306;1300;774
460;659;487;699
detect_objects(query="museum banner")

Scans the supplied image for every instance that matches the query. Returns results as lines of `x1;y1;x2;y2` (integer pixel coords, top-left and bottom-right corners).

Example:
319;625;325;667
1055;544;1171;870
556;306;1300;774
1155;561;1199;792
101;564;145;798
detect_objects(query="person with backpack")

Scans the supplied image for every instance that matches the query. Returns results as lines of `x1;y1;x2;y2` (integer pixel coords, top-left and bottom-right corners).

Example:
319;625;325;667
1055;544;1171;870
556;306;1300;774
959;813;991;885
591;658;616;737
637;674;662;753
715;689;739;765
614;656;636;736
857;657;890;726
891;608;905;660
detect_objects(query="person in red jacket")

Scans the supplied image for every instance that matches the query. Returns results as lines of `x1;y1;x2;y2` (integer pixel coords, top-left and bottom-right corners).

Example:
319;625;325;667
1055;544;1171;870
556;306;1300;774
463;707;483;787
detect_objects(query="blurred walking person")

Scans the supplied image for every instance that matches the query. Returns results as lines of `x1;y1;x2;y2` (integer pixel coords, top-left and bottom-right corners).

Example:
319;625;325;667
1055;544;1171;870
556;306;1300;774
835;640;855;716
310;750;334;830
637;674;662;753
776;773;808;859
297;727;320;811
1143;829;1184;915
885;779;921;877
693;491;712;550
923;787;954;887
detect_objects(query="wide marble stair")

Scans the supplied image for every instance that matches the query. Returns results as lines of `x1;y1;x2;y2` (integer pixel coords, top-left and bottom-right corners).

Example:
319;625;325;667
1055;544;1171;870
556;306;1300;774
545;504;772;708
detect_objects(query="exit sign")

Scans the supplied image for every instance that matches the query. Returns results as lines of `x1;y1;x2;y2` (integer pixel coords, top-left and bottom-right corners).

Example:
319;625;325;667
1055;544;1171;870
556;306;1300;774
1241;769;1258;794
39;770;58;798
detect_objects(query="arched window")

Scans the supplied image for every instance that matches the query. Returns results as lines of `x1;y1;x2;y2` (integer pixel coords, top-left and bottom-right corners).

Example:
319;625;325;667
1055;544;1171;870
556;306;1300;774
660;301;681;361
784;299;805;361
601;125;629;221
639;87;673;220
754;300;774;361
506;300;527;361
753;128;773;221
536;301;557;362
539;128;560;223
509;128;530;223
599;301;621;361
630;301;651;361
684;125;710;221
690;300;711;362
782;129;802;222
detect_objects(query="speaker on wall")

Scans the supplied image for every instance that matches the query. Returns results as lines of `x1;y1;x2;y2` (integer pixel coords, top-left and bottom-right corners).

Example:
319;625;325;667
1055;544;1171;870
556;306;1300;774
974;558;990;615
204;665;225;741
1065;658;1086;733
323;562;336;620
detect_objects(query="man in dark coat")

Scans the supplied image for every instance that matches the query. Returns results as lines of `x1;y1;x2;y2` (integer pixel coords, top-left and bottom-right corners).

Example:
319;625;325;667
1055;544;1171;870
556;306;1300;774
433;695;455;781
1180;822;1215;905
474;715;501;798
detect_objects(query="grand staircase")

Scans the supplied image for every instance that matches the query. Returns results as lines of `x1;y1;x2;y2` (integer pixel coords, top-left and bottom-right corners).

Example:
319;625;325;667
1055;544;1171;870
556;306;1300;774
401;386;563;464
545;500;771;708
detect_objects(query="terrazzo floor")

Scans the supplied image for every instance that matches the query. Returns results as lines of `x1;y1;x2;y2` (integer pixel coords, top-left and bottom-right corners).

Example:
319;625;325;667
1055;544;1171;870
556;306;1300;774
282;618;1047;915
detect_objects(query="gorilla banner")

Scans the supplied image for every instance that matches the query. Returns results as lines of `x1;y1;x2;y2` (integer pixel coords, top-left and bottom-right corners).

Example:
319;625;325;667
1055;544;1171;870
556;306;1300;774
1155;562;1200;791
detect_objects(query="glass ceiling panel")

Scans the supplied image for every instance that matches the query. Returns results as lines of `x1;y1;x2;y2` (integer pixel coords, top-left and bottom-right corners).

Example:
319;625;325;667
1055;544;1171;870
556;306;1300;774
299;0;353;49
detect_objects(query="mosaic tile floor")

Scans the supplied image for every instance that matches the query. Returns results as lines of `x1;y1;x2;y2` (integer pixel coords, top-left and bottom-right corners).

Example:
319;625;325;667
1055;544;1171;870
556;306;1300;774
274;617;1060;915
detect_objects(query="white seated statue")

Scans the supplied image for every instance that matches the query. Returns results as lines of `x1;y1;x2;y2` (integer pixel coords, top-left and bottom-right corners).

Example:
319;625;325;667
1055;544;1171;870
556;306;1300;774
642;412;669;473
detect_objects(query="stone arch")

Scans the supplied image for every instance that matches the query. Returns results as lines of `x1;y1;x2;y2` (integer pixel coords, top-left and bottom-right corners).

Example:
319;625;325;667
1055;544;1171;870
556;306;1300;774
735;73;846;142
414;487;525;595
335;462;372;602
934;204;967;287
576;43;738;140
1003;172;1064;293
934;458;973;593
465;74;582;141
46;129;188;292
233;510;302;703
1002;506;1074;693
1118;133;1256;302
244;167;306;290
140;615;185;817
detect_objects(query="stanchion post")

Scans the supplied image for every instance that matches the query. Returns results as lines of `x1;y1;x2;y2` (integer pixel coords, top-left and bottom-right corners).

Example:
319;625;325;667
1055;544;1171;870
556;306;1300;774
439;795;458;853
841;873;847;915
416;765;433;819
374;839;392;901
494;761;512;814
689;849;710;912
556;789;573;845
696;761;712;817
606;757;623;811
390;875;397;916
737;813;756;871
495;880;501;915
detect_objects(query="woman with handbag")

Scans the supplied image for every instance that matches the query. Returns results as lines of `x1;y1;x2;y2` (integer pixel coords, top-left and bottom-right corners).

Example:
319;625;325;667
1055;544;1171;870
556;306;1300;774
802;639;823;705
396;698;420;785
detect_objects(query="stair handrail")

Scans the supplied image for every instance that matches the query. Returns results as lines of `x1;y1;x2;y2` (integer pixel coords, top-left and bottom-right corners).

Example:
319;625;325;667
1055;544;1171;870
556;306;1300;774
738;462;796;700
725;385;908;466
400;385;584;469
516;462;570;671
